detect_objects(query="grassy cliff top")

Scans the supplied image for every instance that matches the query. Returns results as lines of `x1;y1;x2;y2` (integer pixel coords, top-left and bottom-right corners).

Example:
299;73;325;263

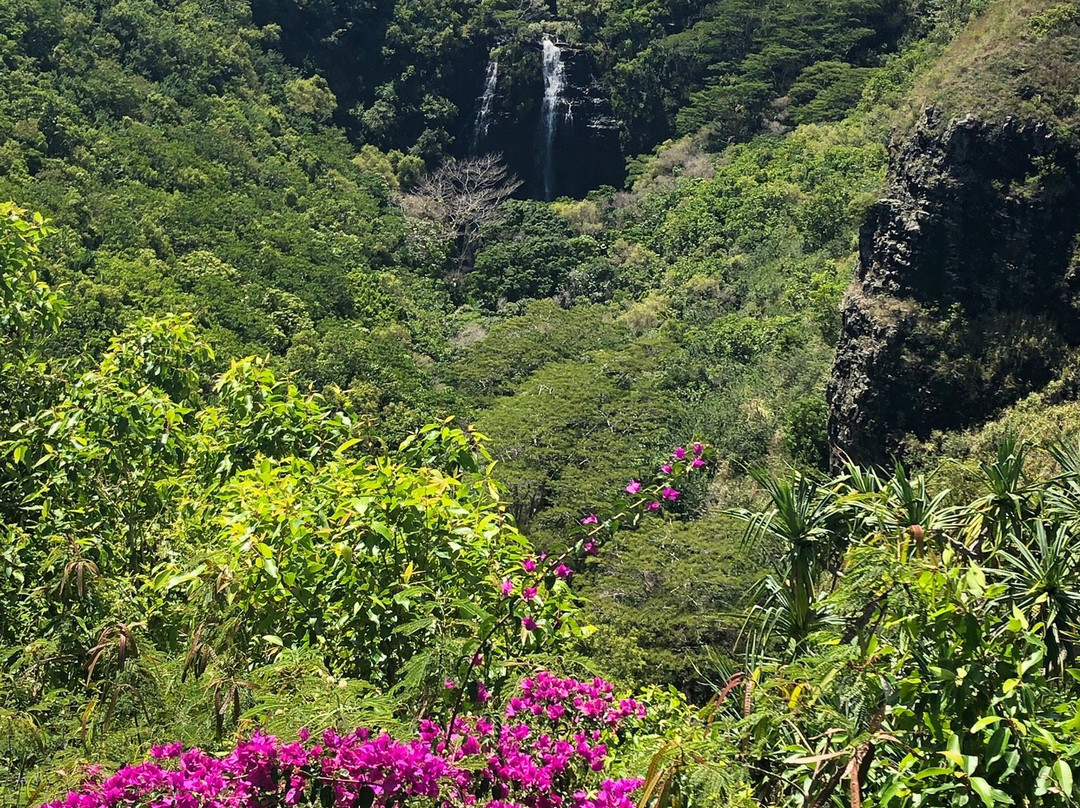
906;0;1080;136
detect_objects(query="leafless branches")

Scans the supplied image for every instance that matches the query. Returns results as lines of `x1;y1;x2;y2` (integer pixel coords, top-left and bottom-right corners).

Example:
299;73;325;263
506;0;549;24
400;153;521;277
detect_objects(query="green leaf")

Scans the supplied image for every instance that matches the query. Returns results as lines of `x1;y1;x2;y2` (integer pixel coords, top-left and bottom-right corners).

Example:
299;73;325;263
165;565;206;590
1037;766;1053;796
969;776;1009;807
985;727;1009;762
880;782;906;807
1020;649;1044;675
970;776;994;807
962;754;979;776
1010;605;1029;631
336;437;363;455
370;521;393;542
1055;760;1073;794
1001;750;1021;778
930;665;957;682
942;750;967;770
970;716;1002;733
393;617;436;636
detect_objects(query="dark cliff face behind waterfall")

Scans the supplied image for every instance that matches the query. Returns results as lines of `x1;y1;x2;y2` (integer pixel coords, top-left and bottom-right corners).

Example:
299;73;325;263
546;44;624;198
470;39;624;199
827;114;1080;467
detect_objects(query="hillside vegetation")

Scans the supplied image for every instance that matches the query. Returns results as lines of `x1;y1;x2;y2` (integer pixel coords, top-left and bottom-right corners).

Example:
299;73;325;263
5;0;1080;806
907;0;1080;134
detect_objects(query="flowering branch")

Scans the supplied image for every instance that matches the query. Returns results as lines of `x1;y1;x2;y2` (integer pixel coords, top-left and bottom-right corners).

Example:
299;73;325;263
444;443;714;739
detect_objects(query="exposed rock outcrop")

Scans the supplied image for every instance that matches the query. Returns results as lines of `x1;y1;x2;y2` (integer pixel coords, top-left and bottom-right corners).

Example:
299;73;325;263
541;43;623;198
827;114;1080;466
470;40;624;199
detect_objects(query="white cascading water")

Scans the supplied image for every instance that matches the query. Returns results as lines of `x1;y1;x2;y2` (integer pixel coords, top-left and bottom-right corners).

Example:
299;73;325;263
539;37;566;201
471;55;499;152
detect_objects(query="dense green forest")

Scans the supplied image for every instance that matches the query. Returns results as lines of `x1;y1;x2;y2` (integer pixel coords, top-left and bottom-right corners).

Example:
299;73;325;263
5;0;1080;805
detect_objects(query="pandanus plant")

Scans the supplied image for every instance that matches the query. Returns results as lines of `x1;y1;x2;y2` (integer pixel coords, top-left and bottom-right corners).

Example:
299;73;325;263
995;519;1080;675
963;435;1037;556
731;470;849;658
847;462;964;560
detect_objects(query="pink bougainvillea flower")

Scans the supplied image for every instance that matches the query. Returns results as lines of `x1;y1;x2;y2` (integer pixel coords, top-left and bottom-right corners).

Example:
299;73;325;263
523;586;538;601
646;501;661;512
625;480;641;494
692;457;706;469
445;679;457;689
661;464;672;474
151;742;182;759
522;616;538;631
693;442;704;456
523;558;538;572
581;514;599;525
500;579;514;597
662;487;680;501
584;541;598;556
45;673;647;808
555;564;572;579
673;446;687;460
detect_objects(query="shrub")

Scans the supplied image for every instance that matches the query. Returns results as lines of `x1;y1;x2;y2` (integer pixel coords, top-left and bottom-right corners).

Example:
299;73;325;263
40;673;646;808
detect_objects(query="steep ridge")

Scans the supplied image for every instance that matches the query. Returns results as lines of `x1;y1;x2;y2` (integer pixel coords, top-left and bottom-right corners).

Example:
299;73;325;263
828;115;1080;465
827;0;1080;466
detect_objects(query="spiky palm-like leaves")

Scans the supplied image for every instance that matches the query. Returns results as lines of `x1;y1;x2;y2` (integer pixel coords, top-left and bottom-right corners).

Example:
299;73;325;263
995;520;1080;673
731;471;848;658
843;463;965;561
964;435;1036;555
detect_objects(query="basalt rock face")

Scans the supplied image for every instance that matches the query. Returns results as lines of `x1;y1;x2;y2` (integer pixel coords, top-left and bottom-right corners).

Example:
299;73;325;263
543;45;623;199
471;41;624;200
827;114;1080;467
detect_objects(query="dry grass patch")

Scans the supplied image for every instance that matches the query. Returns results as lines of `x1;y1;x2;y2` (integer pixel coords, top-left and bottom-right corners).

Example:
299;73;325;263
904;0;1080;136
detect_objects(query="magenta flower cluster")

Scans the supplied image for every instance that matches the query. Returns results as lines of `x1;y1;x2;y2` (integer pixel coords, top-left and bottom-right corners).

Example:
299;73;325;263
43;674;644;808
504;672;646;727
583;442;710;521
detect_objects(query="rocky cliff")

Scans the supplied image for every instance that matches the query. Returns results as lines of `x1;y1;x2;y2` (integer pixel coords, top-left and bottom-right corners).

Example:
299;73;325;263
542;44;623;199
827;113;1080;466
469;40;624;200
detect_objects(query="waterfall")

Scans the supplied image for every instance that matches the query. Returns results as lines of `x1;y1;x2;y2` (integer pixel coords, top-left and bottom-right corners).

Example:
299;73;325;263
471;55;499;152
538;36;566;201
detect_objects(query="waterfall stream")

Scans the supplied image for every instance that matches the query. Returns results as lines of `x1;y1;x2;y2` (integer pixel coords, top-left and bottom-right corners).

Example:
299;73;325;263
539;37;566;201
471;55;499;152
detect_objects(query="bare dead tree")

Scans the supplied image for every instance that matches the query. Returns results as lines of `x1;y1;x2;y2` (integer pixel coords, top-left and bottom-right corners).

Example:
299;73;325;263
400;153;522;281
507;0;549;24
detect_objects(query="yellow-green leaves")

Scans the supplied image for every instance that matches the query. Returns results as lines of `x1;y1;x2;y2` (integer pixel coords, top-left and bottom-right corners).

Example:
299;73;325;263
1055;759;1074;795
172;424;577;688
0;203;63;355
